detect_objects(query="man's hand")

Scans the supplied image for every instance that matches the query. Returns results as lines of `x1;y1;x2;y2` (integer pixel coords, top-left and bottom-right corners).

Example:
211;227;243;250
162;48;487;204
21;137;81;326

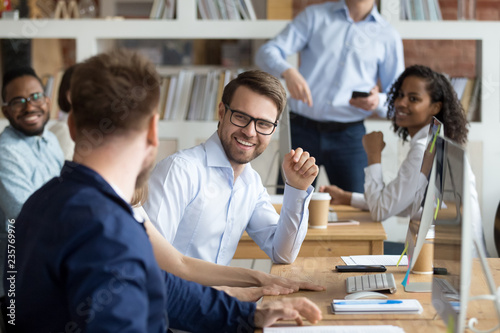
261;274;325;292
349;85;380;111
282;148;319;191
282;68;313;107
362;131;385;165
319;185;351;206
254;297;322;327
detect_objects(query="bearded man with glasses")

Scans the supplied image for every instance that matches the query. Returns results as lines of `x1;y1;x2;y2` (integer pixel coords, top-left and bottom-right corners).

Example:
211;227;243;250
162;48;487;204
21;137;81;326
145;70;319;267
0;67;64;299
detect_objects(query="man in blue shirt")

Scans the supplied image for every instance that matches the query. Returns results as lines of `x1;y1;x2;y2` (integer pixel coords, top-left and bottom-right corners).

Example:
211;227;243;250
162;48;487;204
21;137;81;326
0;67;64;297
3;50;321;332
145;70;319;267
256;0;404;193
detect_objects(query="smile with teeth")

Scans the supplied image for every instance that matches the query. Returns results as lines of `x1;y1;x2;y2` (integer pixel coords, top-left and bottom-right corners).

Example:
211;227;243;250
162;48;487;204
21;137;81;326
19;112;43;124
236;138;254;147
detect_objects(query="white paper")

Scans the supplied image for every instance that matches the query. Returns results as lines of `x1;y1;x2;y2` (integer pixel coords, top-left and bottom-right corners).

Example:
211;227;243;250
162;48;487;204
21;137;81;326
341;256;356;265
342;255;408;266
265;325;405;332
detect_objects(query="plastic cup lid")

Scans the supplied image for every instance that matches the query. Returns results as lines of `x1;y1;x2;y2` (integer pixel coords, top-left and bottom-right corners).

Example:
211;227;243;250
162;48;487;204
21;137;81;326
311;192;331;200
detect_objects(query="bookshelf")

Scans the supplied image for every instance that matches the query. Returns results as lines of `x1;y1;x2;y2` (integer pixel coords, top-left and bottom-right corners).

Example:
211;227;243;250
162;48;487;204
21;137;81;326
0;0;499;256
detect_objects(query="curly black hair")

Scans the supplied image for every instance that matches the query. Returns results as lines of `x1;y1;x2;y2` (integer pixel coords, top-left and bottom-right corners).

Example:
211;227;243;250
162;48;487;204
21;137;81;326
386;65;468;145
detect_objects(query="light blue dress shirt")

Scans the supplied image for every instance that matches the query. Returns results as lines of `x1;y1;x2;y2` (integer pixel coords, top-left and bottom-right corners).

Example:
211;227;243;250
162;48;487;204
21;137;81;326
144;132;313;265
255;0;404;122
0;125;64;296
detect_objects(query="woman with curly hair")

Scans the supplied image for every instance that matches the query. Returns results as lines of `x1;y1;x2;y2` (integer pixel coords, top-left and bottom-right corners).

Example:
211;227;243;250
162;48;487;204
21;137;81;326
320;65;473;221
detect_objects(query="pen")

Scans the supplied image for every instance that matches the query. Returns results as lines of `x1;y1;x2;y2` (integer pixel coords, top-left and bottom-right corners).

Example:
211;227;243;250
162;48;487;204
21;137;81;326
335;300;403;305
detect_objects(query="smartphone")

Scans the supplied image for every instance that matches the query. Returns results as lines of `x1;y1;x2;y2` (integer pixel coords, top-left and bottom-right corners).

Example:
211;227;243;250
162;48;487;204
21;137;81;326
335;265;387;272
351;91;370;99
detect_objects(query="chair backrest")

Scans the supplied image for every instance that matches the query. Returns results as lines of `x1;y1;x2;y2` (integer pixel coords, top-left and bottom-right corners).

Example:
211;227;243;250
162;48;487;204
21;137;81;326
494;200;500;257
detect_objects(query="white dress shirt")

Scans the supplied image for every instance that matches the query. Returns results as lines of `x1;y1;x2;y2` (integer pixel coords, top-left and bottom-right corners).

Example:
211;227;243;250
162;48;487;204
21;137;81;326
350;125;430;221
349;126;486;255
144;132;313;265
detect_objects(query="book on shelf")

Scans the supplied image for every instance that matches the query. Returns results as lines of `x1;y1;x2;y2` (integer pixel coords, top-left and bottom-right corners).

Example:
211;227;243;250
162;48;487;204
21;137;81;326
163;76;178;120
150;0;165;19
158;68;238;122
225;0;241;20
163;0;176;19
460;78;475;114
150;0;176;19
198;0;256;20
401;0;442;20
158;76;171;120
236;0;251;19
466;77;481;121
217;0;229;19
448;76;481;121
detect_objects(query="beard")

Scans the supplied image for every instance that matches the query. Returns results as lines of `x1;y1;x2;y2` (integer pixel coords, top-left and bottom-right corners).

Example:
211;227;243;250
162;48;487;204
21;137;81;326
135;147;157;190
7;109;50;136
221;139;265;165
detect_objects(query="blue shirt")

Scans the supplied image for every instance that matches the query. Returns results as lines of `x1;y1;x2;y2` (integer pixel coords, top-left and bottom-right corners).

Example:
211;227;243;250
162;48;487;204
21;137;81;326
5;162;256;332
0;125;63;296
255;0;404;122
0;125;64;227
145;132;313;265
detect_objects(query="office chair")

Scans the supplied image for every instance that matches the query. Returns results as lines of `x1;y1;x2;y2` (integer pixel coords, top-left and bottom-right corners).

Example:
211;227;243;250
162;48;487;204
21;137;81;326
494;200;500;257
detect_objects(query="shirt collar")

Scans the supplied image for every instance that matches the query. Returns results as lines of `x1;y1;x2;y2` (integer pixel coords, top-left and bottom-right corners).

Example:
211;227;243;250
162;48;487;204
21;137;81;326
204;131;254;184
108;182;145;223
205;132;233;169
336;0;382;23
411;124;431;143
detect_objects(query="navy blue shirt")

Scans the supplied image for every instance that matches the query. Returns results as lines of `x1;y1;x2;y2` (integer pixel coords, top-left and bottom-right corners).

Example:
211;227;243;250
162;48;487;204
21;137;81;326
4;162;256;332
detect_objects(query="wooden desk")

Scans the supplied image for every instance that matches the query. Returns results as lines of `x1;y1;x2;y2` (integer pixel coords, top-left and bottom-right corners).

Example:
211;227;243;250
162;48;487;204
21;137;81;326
233;206;387;259
261;257;500;332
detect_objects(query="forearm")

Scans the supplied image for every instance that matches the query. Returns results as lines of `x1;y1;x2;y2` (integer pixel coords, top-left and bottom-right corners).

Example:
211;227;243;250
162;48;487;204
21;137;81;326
270;185;312;264
146;219;265;287
179;255;267;287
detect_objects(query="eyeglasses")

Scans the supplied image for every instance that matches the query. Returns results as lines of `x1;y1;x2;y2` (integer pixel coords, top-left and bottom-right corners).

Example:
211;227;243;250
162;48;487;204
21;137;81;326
224;104;277;135
3;92;46;112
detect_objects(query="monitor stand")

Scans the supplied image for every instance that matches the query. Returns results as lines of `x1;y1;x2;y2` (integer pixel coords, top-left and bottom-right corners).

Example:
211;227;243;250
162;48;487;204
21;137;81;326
404;282;431;293
466;237;500;332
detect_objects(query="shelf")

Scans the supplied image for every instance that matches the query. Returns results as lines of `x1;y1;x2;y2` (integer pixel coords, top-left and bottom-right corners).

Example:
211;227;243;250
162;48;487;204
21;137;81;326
393;21;500;39
0;19;289;40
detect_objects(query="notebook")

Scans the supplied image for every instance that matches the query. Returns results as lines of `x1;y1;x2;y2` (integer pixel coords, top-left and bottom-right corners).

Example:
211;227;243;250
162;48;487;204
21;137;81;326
331;299;423;314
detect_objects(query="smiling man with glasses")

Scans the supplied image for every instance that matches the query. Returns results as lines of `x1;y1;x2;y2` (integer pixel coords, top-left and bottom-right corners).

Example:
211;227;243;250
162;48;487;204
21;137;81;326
0;67;64;298
145;70;319;267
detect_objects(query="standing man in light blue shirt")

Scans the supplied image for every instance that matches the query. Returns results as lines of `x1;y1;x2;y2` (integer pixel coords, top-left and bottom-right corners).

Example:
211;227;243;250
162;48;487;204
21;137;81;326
145;70;319;265
0;67;64;296
256;0;404;193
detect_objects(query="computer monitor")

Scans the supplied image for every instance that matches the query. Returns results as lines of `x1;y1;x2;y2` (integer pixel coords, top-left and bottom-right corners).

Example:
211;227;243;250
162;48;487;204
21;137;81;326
278;104;292;185
431;136;473;333
404;117;444;274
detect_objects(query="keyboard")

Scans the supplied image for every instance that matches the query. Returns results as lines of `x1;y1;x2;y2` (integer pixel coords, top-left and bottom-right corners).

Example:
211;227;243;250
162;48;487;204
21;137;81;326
346;273;397;294
434;277;459;299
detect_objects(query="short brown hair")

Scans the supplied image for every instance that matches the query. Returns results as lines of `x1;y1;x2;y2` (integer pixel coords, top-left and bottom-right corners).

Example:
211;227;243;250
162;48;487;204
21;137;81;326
70;49;161;136
221;70;286;121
